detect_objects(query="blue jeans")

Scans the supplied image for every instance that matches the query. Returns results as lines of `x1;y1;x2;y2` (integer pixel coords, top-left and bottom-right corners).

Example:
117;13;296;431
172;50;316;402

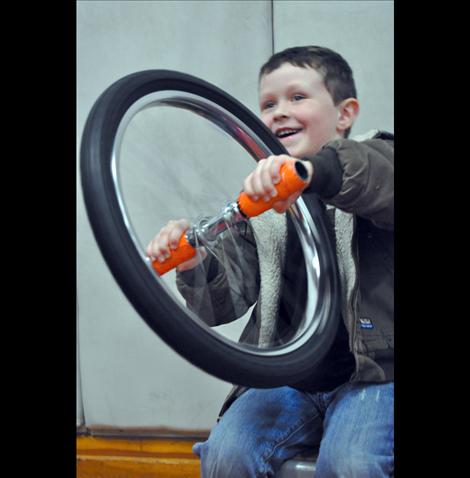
193;381;394;477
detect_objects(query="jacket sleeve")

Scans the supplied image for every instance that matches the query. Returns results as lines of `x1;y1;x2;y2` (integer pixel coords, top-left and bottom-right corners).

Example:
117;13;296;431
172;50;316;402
304;133;394;230
175;222;260;327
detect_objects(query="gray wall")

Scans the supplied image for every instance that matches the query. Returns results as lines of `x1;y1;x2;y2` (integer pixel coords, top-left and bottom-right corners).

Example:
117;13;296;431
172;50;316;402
77;0;393;432
273;0;394;135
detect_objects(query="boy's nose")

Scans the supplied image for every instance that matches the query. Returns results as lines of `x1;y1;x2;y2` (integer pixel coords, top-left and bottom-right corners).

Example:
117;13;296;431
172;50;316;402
273;101;289;119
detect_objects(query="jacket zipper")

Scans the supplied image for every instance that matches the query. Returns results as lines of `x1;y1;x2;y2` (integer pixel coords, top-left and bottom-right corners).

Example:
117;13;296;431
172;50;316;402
348;216;361;377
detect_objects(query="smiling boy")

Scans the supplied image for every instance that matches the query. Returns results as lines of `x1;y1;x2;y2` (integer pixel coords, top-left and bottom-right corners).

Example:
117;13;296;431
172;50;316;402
260;60;357;155
148;46;394;477
241;56;359;215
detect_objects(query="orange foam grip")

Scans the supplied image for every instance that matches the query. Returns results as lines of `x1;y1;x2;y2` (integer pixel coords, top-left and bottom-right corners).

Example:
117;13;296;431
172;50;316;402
152;233;196;276
237;160;308;218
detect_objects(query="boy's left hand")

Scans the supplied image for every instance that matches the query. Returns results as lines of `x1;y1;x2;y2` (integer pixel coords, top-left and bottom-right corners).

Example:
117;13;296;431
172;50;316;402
243;155;313;213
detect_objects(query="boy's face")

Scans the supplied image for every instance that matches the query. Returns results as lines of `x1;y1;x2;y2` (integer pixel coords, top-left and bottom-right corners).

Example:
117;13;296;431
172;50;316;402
259;63;342;159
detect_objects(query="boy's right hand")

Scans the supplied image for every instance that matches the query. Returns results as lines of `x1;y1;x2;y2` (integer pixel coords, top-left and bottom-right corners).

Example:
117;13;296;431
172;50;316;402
146;219;207;272
242;155;313;214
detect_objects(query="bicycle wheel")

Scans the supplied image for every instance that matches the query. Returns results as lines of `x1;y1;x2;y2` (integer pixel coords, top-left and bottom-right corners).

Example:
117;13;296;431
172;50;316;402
80;70;341;388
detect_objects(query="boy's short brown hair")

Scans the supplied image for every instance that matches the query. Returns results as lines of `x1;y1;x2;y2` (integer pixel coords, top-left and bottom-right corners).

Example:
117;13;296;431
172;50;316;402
259;46;357;138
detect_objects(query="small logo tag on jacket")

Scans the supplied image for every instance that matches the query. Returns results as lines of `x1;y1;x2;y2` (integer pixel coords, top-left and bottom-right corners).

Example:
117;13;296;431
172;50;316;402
359;318;374;329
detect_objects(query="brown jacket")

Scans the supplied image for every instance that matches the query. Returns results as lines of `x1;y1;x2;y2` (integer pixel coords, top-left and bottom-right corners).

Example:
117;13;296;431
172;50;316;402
177;130;394;417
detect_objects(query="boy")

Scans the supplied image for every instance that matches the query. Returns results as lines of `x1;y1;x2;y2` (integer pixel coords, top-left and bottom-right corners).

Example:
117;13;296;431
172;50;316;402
147;46;394;477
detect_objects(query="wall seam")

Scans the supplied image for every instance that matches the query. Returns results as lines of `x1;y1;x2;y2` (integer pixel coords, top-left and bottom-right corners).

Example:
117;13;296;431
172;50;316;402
270;0;275;54
77;294;87;428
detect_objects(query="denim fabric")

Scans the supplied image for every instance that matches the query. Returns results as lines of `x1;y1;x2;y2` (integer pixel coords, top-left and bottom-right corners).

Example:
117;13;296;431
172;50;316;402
193;382;393;478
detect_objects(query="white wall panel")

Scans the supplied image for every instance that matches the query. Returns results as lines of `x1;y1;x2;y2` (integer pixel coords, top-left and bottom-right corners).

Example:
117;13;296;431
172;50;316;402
77;0;272;430
273;0;394;136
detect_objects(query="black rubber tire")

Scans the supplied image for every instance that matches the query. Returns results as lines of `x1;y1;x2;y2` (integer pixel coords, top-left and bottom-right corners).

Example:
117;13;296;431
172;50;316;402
80;70;341;388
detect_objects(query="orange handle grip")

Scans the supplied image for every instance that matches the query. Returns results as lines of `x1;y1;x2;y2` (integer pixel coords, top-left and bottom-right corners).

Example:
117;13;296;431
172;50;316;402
151;161;308;276
151;233;196;276
237;160;309;218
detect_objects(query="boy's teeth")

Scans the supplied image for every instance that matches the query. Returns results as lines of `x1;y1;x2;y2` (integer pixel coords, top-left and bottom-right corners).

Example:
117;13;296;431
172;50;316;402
277;129;300;138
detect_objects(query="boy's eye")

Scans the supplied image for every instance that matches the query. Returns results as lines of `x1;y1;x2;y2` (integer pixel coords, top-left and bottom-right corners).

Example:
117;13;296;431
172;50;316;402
292;94;305;102
262;101;275;110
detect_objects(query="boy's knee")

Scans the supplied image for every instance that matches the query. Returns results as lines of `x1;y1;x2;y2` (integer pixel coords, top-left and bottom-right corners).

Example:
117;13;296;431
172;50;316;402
317;448;392;477
196;433;259;478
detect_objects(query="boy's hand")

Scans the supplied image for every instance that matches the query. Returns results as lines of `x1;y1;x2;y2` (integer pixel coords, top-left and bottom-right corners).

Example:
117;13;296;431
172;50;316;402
243;155;313;213
146;219;207;272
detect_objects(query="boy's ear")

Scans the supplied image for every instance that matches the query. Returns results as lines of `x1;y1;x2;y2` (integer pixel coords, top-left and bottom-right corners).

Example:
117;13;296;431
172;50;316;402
336;98;360;135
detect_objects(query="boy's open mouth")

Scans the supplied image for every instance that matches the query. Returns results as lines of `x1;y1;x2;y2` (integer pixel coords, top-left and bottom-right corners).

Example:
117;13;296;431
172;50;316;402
275;128;302;139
